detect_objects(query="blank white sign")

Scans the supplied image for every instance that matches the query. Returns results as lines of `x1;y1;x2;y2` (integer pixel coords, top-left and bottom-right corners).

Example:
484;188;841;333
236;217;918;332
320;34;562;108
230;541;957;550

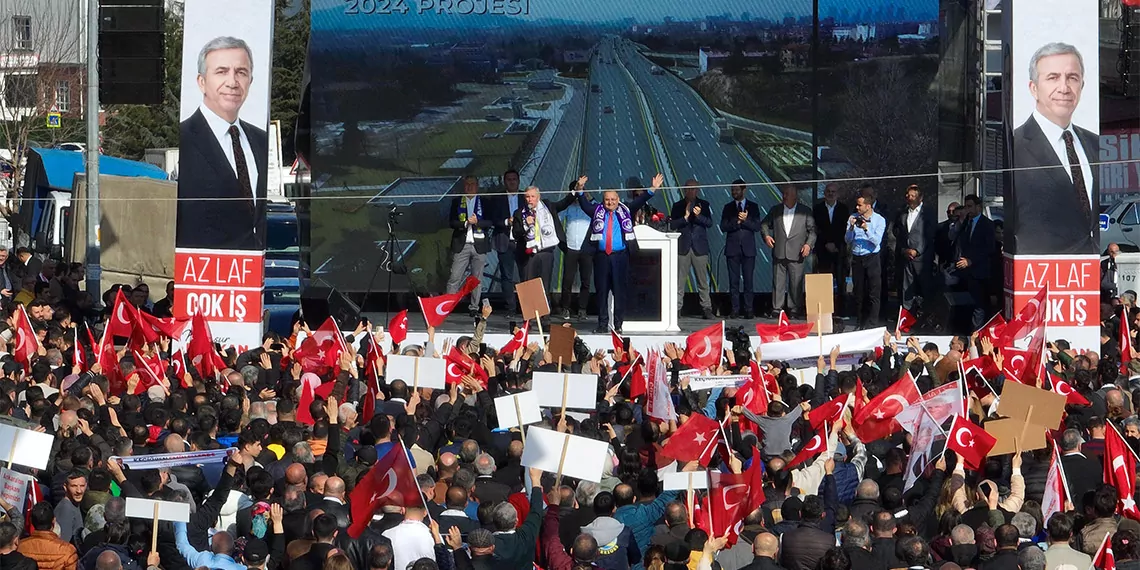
125;497;191;522
0;424;54;470
386;355;446;390
662;471;710;491
494;391;542;429
521;426;608;483
532;371;598;410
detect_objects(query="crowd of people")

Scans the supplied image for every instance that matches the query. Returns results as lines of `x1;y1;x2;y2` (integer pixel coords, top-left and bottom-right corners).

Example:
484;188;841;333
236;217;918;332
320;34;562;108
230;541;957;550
0;234;1134;570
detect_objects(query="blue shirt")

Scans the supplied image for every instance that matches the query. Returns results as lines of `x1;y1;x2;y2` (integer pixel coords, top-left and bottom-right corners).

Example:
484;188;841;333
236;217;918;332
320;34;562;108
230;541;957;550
845;211;886;256
603;211;625;252
175;522;248;570
562;207;590;251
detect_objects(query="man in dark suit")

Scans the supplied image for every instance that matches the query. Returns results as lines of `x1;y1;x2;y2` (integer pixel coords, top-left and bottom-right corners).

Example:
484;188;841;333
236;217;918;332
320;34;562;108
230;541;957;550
893;185;937;313
437;485;477;538
720;179;763;319
1102;242;1120;301
510;185;575;294
447;175;494;317
312;476;351;529
1010;42;1098;255
576;174;662;333
761;184;816;317
813;184;849;316
490;169;523;316
1058;428;1102;504
954;194;996;331
669;179;714;319
178;36;269;251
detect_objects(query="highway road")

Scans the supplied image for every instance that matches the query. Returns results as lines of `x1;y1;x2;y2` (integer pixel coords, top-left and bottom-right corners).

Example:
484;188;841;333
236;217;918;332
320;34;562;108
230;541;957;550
581;40;658;193
615;38;782;293
530;76;586;194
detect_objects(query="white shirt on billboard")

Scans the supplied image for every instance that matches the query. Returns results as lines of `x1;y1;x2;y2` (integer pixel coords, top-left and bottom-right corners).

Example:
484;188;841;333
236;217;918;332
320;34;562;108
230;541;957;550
198;104;260;205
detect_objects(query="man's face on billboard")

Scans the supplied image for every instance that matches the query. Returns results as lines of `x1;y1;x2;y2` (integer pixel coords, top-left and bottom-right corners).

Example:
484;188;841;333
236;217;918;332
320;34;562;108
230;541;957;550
198;47;252;124
1030;53;1083;128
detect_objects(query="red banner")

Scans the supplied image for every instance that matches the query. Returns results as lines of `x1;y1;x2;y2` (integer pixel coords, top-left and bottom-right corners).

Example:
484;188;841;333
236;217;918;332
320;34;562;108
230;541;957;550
1003;254;1099;351
174;249;264;349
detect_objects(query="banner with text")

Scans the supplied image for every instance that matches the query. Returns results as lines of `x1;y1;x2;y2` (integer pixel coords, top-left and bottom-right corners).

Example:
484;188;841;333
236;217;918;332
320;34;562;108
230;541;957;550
174;0;273;350
1003;0;1100;255
1003;254;1099;351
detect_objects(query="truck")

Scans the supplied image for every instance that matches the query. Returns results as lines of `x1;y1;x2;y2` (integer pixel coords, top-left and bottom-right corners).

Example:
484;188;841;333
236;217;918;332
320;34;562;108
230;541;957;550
714;117;733;143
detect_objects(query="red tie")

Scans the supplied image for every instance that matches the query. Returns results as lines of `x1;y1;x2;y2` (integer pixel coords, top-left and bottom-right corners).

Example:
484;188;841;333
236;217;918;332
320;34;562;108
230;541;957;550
605;212;614;254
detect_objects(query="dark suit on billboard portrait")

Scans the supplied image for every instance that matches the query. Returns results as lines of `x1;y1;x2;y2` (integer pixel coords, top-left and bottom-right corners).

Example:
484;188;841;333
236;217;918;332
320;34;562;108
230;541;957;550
177;107;269;251
1010;112;1099;255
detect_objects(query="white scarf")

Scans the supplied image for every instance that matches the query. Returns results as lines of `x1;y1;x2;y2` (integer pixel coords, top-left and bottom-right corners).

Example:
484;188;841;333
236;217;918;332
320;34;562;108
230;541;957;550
527;202;560;251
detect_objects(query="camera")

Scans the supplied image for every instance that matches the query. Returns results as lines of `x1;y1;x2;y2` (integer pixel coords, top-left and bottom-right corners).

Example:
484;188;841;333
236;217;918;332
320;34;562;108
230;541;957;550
725;325;752;367
854;215;868;228
387;204;402;224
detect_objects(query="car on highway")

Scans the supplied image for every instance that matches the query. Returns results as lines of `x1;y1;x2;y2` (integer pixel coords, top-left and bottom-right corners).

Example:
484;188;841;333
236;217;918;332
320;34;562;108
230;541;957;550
603;105;614;113
591;84;601;93
682;132;696;141
485;114;502;121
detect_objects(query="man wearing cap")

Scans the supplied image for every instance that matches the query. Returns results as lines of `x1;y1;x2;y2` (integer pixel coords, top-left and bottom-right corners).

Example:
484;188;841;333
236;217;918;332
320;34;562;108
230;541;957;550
575;173;663;333
465;528;498;569
720;179;763;319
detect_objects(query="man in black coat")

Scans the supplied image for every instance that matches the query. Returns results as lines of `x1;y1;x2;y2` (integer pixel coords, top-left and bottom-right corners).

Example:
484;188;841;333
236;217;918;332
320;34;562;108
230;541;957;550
740;532;787;570
980;525;1022;570
447;175;495;317
177;36;269;251
292;514;340;570
1009;43;1099;255
720;180;764;319
954;194;996;331
490;169;523;316
669;179;714;319
312;476;351;530
813;183;850;315
1059;428;1102;502
893;184;937;315
438;485;478;538
780;494;837;570
841;520;887;570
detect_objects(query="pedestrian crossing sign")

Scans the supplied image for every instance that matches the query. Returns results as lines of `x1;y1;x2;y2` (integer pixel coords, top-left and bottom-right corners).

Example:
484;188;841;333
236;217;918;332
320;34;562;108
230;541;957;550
46;112;61;128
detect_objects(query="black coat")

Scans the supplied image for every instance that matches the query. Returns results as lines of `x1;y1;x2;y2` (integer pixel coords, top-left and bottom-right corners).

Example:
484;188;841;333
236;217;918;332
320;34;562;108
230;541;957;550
846;546;887;570
720;200;764;258
1010;114;1100;255
872;536;902;570
669;198;713;255
980;549;1020;570
1061;452;1103;502
740;557;788;570
335;525;392;570
780;521;836;570
955;215;996;280
176;109;269;250
575;191;656;256
449;196;495;254
473;477;511;505
813;201;850;255
313;498;351;529
510;196;576;253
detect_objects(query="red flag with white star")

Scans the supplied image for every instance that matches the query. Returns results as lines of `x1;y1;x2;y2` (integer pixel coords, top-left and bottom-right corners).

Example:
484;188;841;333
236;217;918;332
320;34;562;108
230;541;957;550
945;415;997;471
661;413;721;466
500;321;529;354
682;321;724;371
754;311;814;342
1092;530;1116;570
418;276;479;328
1105;422;1140;520
388;309;409;346
786;423;828;469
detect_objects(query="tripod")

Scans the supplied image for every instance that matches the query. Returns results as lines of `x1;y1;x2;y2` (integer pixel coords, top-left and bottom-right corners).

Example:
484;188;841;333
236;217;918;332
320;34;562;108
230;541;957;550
361;209;405;323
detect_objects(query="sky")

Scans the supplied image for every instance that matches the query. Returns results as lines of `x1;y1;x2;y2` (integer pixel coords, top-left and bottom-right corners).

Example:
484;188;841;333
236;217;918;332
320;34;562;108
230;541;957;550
312;0;938;31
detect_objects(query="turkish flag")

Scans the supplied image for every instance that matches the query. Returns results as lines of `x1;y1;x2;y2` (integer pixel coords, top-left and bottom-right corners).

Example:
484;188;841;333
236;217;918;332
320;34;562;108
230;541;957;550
682;322;724;371
500;321;529;354
945;415;997;471
138;311;188;340
170;348;190;388
388;309;409;346
786;424;828;469
297;374;320;425
187;312;226;380
754;311;814;343
618;355;647;401
1041;443;1067;525
1001;347;1032;383
96;332;125;395
1104;423;1140;520
897;307;917;333
347;441;423;539
706;450;766;545
611;328;625;357
661;413;721;466
976;313;1008;347
445;347;488;388
853;372;920;426
364;332;385;384
1122;308;1133;376
418;276;480;328
10;305;39;370
1047;371;1091;406
853;378;866;419
1092;531;1117;570
737;362;771;426
808;394;849;430
1000;286;1048;346
294;317;347;375
130;349;166;395
105;289;138;340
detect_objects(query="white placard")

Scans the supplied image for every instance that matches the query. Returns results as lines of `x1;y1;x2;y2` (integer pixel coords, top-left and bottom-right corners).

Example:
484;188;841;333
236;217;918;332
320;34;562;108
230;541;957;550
520;426;608;483
687;374;750;390
662;471;709;491
125;497;191;523
0;468;32;512
532;372;598;410
789;367;819;386
565;411;591;423
0;424;54;470
386;355;447;390
761;328;886;363
494;391;542;429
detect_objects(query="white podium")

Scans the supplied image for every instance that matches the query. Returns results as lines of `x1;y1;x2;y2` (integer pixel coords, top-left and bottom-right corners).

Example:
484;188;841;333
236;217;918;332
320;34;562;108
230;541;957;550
608;225;681;332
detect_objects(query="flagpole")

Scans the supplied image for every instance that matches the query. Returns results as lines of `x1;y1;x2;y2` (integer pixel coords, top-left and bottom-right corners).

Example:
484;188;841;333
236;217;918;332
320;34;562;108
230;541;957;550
1052;442;1072;506
400;439;433;523
611;354;642;390
1107;419;1140;467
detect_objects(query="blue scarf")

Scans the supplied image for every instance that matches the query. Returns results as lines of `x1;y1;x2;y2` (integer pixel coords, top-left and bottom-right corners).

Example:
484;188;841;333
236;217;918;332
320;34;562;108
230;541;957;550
590;203;635;243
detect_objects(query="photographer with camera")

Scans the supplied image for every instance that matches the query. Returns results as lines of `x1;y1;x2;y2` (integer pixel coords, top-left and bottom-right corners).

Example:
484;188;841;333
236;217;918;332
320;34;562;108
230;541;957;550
845;196;886;329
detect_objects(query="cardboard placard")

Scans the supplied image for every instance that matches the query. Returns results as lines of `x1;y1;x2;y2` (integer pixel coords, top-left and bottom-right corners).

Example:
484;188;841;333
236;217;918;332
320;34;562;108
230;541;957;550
125;497;191;522
806;274;835;315
494;391;542;429
520;426;608;483
998;381;1067;429
516;278;551;320
984;417;1048;454
547;325;577;364
662;471;709;491
0;424;54;470
532;371;598;410
385;355;447;390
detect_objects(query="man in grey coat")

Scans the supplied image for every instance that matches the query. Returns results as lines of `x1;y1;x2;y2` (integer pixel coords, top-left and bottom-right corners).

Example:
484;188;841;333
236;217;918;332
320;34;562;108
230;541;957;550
761;184;816;318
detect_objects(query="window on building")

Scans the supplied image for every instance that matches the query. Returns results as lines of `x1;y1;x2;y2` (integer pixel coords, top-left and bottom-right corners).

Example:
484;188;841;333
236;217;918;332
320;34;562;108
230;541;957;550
12;16;31;51
55;80;69;112
4;74;37;108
